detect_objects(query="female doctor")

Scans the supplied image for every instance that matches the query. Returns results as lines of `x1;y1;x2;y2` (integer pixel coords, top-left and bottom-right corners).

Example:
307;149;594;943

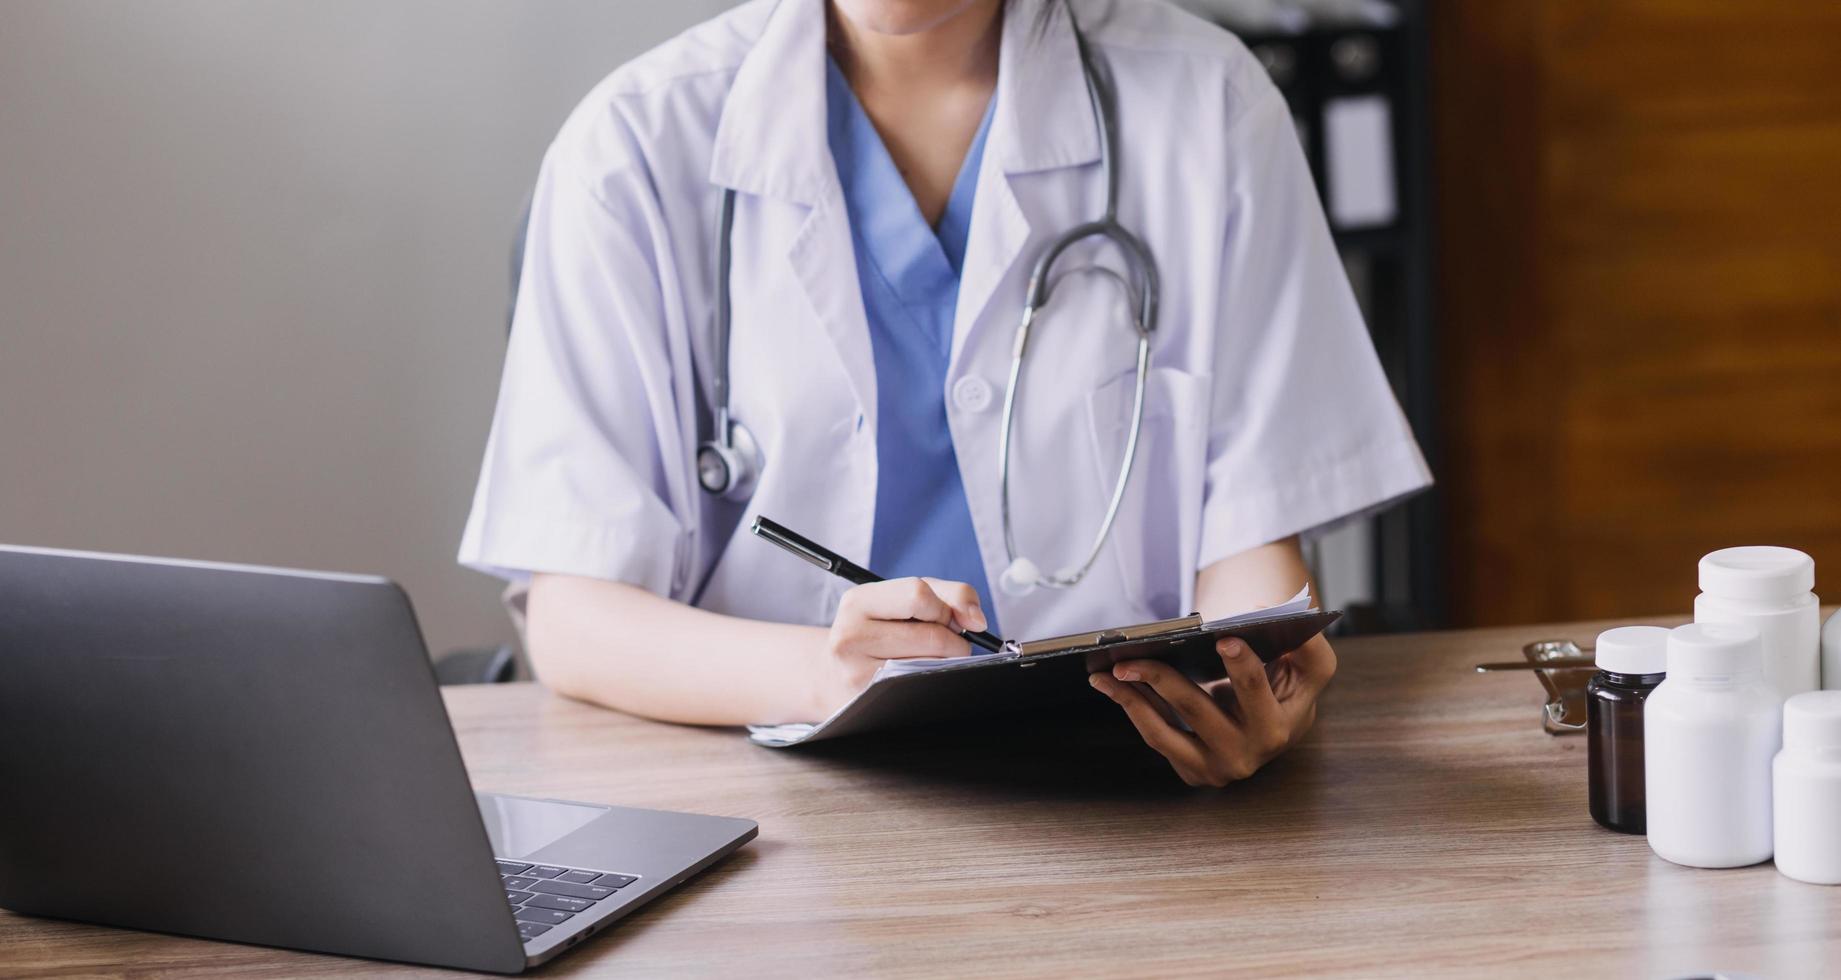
460;0;1430;786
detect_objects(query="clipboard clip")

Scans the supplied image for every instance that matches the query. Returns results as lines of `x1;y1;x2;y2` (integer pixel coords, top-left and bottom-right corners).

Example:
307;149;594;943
1017;614;1204;658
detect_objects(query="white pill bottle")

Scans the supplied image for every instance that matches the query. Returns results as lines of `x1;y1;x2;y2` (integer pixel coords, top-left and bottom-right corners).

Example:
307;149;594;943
1694;546;1819;699
1824;609;1841;692
1645;623;1781;869
1774;691;1841;884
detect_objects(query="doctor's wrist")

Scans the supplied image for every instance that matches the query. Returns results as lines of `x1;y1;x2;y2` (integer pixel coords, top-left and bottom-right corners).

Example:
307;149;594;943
799;627;855;723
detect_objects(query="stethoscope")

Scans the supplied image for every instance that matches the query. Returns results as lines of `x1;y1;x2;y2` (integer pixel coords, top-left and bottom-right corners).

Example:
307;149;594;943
698;14;1158;599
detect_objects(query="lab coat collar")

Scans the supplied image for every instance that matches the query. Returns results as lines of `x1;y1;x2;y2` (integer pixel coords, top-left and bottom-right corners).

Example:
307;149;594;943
952;3;1103;366
709;0;831;205
709;0;1101;203
992;0;1102;176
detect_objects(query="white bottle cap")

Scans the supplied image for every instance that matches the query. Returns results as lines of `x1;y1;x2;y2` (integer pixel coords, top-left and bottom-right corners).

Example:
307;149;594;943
1594;626;1669;675
1666;622;1764;680
1783;690;1841;752
1699;546;1815;601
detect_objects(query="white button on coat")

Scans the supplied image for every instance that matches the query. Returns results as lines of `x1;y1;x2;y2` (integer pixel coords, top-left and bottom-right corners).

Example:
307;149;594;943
952;376;994;413
458;0;1433;641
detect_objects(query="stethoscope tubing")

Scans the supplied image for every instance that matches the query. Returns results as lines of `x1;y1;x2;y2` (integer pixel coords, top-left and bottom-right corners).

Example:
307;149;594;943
712;183;738;451
994;11;1157;591
998;320;1151;589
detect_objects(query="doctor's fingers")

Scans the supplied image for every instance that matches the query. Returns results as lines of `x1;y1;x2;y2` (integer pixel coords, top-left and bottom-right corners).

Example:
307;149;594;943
838;619;971;662
920;577;986;633
1214;639;1285;749
838;577;957;628
1106;659;1236;746
1274;635;1338;709
1088;673;1211;784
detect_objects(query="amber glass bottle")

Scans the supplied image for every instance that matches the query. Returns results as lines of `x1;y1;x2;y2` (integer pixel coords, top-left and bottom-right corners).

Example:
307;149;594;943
1586;627;1669;834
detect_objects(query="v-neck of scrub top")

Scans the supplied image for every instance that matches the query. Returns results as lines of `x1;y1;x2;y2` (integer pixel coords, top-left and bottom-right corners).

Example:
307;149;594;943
825;57;1000;636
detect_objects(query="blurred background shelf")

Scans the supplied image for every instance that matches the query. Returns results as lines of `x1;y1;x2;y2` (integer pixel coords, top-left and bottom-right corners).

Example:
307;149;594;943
1215;0;1442;632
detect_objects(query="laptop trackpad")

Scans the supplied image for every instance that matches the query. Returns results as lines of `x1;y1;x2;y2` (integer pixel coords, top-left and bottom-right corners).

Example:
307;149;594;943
474;792;609;860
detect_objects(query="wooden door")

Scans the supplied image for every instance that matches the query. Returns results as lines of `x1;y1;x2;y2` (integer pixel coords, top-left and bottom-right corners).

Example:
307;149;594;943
1432;0;1841;625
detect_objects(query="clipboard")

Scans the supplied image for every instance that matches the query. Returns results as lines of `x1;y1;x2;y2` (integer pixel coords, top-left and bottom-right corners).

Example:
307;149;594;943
747;606;1342;747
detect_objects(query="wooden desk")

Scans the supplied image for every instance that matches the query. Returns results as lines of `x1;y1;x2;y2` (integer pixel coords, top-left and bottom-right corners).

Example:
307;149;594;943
5;619;1838;978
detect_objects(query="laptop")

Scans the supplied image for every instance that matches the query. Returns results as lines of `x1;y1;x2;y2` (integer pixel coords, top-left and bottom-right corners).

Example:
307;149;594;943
0;545;757;973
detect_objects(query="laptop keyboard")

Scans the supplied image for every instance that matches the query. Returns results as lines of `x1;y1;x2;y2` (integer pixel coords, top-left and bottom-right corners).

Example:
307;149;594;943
496;859;639;943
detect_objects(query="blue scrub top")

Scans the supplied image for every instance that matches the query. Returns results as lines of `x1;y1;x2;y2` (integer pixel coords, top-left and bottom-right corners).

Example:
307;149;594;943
825;59;999;635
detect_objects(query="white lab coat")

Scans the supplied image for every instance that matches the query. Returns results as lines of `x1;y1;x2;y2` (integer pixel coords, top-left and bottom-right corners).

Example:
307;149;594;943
459;0;1431;640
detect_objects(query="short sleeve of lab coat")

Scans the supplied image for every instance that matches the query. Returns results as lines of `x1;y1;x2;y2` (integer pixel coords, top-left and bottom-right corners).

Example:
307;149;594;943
1196;79;1432;571
457;141;691;597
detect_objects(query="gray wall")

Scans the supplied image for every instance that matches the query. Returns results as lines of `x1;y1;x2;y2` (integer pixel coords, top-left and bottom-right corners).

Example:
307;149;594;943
0;1;729;657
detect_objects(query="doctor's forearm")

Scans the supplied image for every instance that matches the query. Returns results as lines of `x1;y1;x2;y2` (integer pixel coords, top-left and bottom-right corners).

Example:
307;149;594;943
1193;536;1316;619
524;573;829;726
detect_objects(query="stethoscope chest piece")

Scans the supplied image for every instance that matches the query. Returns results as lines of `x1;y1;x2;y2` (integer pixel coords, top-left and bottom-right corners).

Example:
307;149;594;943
696;418;761;500
999;557;1043;597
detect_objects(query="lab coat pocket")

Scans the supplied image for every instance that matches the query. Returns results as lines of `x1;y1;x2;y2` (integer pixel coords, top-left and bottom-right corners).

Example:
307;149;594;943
1084;366;1210;621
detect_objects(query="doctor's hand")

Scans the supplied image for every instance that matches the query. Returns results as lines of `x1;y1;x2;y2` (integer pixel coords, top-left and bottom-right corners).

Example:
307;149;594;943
814;577;987;717
1089;634;1336;787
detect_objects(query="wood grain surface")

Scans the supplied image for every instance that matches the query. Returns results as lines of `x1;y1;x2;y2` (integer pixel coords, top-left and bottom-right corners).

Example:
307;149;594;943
1432;0;1841;627
5;618;1838;978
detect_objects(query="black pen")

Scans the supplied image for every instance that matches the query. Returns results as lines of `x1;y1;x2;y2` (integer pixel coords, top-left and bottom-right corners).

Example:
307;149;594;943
750;516;1006;654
